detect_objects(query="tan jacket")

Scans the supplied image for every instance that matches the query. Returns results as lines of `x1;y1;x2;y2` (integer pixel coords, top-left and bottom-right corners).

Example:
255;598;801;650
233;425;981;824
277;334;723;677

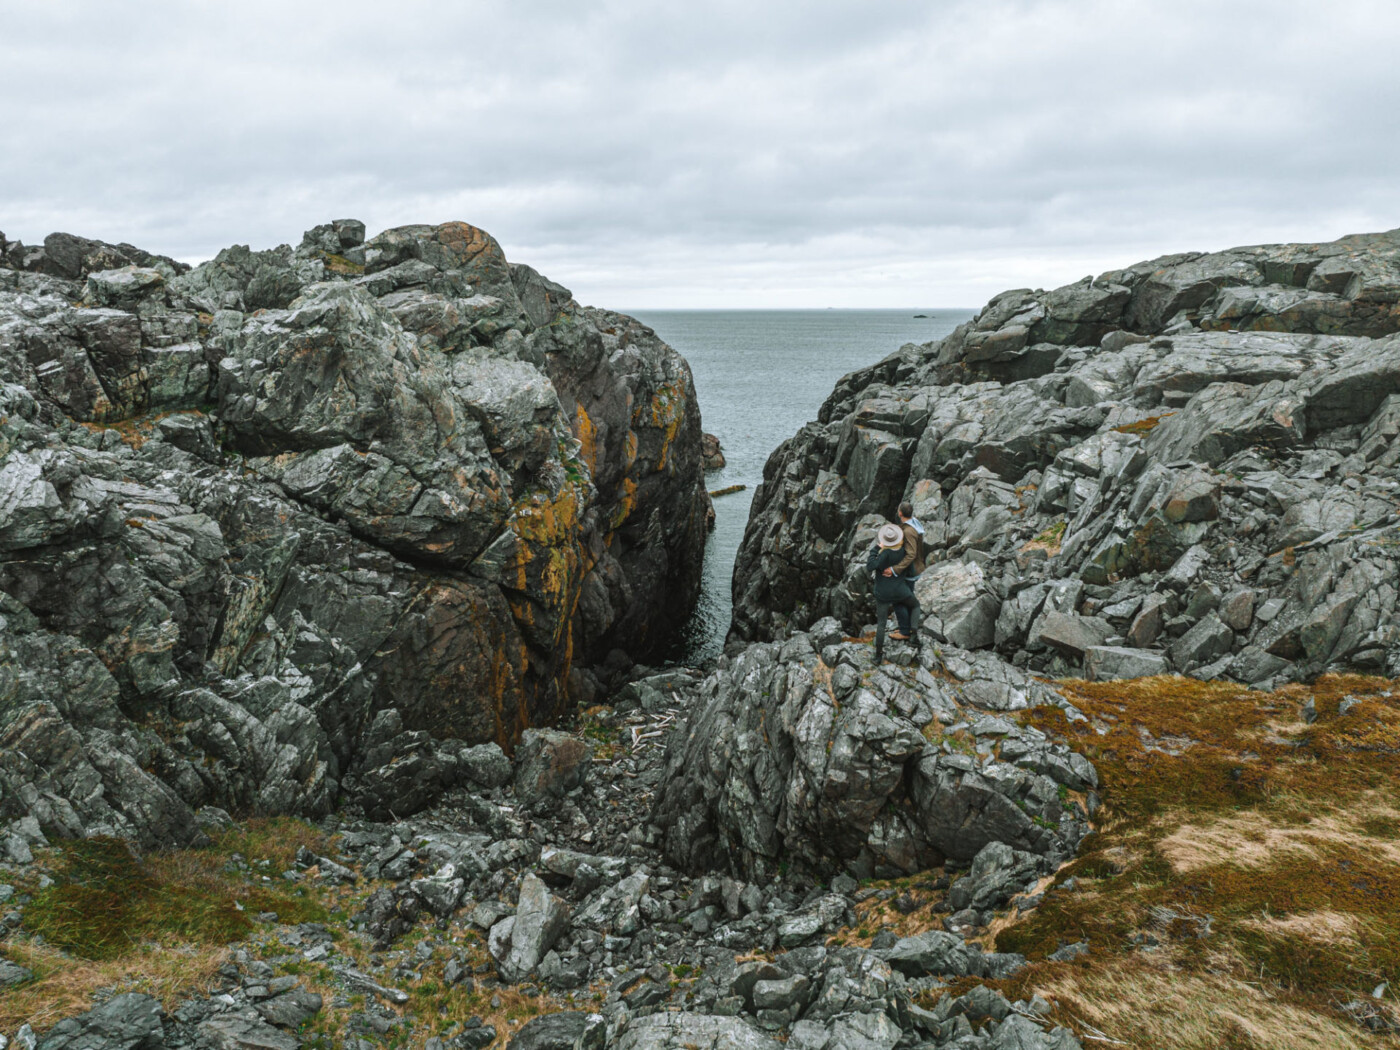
893;522;926;576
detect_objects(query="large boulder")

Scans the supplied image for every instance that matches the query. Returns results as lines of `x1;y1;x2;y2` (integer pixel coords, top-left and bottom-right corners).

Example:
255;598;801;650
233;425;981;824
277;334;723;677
726;227;1400;689
0;220;710;845
652;631;1092;880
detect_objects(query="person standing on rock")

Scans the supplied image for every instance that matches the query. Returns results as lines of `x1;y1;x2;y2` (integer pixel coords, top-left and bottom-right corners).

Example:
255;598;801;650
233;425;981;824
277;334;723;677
868;523;922;660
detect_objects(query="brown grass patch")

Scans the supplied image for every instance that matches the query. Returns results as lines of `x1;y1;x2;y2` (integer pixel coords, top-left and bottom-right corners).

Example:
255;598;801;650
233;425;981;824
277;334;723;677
0;940;227;1033
880;673;1400;1047
1023;519;1067;556
1031;963;1381;1050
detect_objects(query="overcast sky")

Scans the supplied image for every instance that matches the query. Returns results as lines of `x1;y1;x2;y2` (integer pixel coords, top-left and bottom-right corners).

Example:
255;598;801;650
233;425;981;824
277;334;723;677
2;0;1398;308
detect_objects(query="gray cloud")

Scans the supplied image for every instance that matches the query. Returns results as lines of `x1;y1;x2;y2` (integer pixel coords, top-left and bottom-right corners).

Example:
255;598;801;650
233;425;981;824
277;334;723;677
2;0;1397;306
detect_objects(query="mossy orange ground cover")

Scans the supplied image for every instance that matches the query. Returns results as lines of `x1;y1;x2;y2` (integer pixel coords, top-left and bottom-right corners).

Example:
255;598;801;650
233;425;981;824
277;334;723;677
980;674;1400;1048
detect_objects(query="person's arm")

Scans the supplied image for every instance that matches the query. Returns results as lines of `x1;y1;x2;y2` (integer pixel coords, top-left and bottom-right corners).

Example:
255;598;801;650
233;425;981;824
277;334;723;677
891;528;917;573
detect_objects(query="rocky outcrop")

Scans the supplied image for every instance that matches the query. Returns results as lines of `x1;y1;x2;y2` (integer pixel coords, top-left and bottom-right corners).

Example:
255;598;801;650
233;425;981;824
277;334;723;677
701;432;726;471
6;680;1092;1050
0;220;709;845
652;620;1094;882
730;228;1400;686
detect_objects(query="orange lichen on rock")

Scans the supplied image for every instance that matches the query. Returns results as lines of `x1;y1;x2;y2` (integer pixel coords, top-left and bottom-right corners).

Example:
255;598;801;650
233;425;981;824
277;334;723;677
641;379;687;472
609;476;638;531
574;401;599;474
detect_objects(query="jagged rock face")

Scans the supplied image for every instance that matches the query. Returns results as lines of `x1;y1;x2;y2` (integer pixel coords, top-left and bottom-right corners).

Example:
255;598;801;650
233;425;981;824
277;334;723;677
730;228;1400;685
0;220;709;846
652;623;1094;881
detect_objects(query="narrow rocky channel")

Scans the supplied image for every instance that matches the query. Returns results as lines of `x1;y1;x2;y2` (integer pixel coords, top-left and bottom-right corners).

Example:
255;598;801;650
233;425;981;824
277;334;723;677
3;222;1400;1049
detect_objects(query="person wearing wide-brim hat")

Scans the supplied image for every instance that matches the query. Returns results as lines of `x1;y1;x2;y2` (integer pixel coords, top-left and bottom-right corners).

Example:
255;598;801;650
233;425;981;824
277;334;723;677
866;522;922;662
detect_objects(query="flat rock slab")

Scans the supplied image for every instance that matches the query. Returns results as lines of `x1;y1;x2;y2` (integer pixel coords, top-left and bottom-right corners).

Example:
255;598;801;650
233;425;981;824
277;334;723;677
198;1011;299;1050
1084;645;1170;680
1034;612;1113;658
615;1012;781;1050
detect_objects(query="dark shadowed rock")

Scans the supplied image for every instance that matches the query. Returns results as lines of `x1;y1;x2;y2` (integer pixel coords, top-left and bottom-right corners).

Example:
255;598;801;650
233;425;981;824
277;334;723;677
513;729;591;804
507;1011;603;1050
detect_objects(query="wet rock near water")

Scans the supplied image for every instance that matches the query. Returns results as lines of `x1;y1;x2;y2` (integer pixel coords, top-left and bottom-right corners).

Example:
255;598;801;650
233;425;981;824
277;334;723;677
701;432;726;472
729;227;1400;689
0;220;710;847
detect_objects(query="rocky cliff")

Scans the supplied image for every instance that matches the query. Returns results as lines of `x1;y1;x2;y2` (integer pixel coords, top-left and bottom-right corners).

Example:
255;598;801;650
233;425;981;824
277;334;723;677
0;220;710;846
730;228;1400;686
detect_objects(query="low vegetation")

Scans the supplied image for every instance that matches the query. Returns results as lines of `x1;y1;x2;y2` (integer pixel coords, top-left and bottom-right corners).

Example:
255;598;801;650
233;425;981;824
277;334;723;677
0;817;602;1046
2;818;333;1031
985;674;1400;1048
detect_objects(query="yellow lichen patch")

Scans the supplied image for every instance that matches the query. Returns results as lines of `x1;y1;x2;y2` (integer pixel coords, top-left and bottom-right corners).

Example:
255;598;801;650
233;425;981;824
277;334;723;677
643;379;687;472
609;476;638;531
574;402;599;474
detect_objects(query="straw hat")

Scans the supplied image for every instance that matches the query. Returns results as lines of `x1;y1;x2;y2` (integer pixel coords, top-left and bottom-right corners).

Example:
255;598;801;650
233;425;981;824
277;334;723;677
877;523;904;548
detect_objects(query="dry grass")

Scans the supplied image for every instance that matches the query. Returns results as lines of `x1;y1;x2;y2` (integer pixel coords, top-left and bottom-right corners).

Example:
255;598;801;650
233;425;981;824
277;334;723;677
1031;963;1379;1050
836;674;1400;1048
1158;800;1400;873
1112;413;1176;436
291;923;602;1050
6;818;343;1035
212;816;339;873
5;814;602;1048
0;940;228;1032
24;833;329;960
984;673;1400;1047
833;876;948;947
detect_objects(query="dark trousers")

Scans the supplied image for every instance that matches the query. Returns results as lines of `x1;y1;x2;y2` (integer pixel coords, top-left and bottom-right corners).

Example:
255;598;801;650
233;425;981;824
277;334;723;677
874;595;921;661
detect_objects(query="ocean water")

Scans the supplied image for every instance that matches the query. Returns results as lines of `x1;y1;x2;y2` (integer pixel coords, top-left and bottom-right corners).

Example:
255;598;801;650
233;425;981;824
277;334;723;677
628;308;975;662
